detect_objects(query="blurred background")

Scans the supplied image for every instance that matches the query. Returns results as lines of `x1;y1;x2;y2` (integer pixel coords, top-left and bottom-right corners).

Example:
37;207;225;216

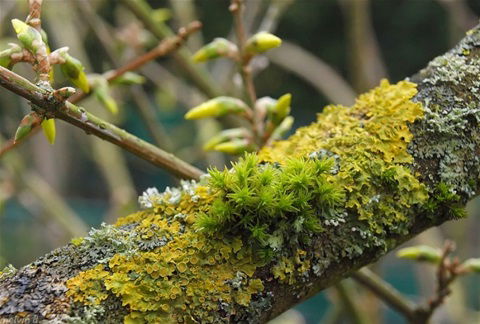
1;0;480;323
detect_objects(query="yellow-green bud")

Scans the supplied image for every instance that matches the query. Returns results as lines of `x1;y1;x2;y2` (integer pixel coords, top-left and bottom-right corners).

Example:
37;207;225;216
268;93;291;125
60;53;90;93
192;38;238;62
185;97;249;120
203;128;250;151
396;245;442;264
111;72;146;85
270;116;294;141
460;258;480;273
93;78;118;115
41;118;56;145
213;139;253;155
245;32;282;55
11;19;44;54
14;112;42;143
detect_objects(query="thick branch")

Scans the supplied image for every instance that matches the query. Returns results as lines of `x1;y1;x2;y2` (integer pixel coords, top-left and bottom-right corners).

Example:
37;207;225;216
1;24;480;324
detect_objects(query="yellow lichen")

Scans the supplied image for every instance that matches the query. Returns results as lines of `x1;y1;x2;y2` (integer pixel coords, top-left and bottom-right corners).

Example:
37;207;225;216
260;79;428;234
66;186;264;323
66;80;430;322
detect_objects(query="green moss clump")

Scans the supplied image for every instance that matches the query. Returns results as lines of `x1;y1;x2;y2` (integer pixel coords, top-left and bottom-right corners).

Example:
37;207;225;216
197;154;344;258
65;80;434;322
260;79;428;235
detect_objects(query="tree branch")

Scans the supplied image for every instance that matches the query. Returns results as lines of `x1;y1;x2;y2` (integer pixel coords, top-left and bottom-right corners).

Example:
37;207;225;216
0;66;204;180
2;22;480;324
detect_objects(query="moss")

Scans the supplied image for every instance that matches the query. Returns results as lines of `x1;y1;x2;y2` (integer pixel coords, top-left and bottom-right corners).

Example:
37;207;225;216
260;79;428;235
65;80;433;323
67;184;267;323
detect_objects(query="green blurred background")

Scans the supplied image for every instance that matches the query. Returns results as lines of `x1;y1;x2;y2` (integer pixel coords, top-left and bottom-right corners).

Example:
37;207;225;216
1;0;480;323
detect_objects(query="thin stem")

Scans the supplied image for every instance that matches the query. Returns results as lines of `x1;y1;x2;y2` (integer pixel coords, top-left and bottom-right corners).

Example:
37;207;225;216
120;0;222;98
230;0;257;106
26;0;50;82
68;21;202;103
1;21;201;156
230;0;261;147
0;65;204;180
352;268;417;320
413;241;459;323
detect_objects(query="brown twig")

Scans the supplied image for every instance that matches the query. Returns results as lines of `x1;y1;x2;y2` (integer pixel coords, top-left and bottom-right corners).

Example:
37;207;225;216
1;21;202;158
230;0;263;147
412;241;460;323
68;21;203;103
25;0;50;82
0;65;204;180
230;0;257;107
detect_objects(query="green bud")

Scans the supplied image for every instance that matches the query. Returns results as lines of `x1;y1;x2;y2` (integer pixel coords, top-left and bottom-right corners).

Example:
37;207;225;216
192;38;238;62
93;78;118;115
0;44;22;69
203;128;250;151
11;19;44;54
111;72;146;85
270;116;294;141
396;245;442;264
14;112;42;143
185;96;249;120
60;53;90;93
460;258;480;273
268;93;291;125
213;139;254;155
245;32;282;55
41;118;56;145
0;50;13;69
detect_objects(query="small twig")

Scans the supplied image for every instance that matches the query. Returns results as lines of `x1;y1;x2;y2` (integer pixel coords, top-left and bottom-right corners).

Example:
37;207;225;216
0;65;204;180
68;21;202;103
230;0;257;107
413;241;459;323
120;0;222;98
230;0;262;146
352;268;417;320
26;0;50;82
1;21;201;157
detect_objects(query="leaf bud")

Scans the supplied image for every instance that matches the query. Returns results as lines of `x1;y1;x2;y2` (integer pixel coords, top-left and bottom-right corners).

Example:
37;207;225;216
396;245;442;264
185;96;249;120
245;32;282;55
192;38;238;62
203;128;250;151
41;118;56;144
14;112;42;143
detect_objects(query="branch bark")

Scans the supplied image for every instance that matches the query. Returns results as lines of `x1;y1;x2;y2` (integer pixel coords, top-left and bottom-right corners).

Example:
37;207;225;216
1;25;480;324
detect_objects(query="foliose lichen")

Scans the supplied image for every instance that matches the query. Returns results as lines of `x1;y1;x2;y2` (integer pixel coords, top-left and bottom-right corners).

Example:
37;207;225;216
65;79;440;323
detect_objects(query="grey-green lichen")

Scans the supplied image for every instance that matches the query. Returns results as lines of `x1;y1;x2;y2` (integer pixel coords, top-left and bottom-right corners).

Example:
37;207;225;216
58;79;435;324
3;63;480;322
409;26;480;200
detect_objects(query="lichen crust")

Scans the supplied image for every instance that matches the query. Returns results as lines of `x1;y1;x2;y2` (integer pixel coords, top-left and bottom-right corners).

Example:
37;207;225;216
65;80;434;323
